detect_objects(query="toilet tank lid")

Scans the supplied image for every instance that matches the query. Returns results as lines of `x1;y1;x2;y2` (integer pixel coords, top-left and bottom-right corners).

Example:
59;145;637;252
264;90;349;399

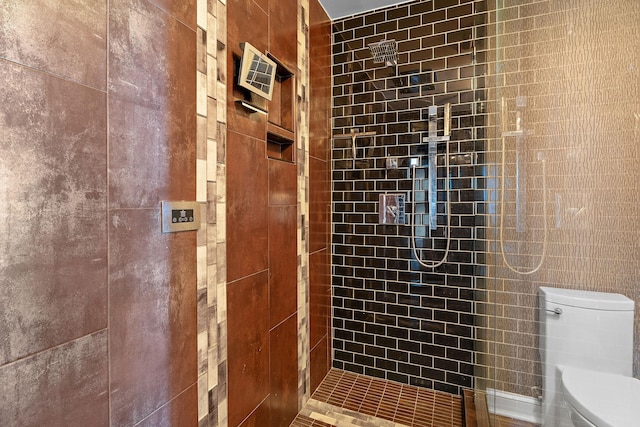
539;287;634;311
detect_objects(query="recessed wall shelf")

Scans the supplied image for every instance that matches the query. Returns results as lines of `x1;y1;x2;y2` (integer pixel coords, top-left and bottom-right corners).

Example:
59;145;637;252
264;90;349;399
264;52;295;163
266;53;295;133
267;122;294;162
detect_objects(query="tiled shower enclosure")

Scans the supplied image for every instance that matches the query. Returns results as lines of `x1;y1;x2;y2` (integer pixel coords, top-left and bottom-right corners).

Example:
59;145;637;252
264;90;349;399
331;0;487;395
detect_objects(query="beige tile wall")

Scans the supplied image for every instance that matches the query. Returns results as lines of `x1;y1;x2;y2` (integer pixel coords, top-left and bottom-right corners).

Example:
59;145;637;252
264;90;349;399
477;0;640;397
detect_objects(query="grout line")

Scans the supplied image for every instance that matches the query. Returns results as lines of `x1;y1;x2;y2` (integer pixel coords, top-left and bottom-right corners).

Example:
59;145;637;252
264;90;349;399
298;369;464;427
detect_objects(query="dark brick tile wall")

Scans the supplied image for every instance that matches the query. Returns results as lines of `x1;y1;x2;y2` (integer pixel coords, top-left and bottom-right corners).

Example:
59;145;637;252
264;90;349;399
331;0;487;395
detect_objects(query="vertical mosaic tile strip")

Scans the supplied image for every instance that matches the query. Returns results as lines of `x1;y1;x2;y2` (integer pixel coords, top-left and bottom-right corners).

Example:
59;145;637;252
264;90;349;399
298;0;312;411
215;0;228;425
197;0;227;425
331;0;486;395
196;1;209;423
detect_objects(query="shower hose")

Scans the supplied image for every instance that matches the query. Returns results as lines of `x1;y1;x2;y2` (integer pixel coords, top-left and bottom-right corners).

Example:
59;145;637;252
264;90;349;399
410;142;451;269
499;135;548;275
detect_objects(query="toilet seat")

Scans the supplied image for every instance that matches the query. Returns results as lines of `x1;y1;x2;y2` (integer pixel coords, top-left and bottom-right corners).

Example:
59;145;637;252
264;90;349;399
561;367;640;427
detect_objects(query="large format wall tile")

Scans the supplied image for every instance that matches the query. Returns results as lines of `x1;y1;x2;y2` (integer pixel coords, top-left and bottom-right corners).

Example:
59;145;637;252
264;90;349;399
269;160;297;206
269;314;298;427
226;0;269;141
310;335;330;394
0;0;198;422
109;0;196;209
309;248;330;348
0;331;109;426
268;0;298;71
136;383;198;427
0;0;107;90
309;65;331;161
109;209;197;426
227;271;270;427
238;397;271;427
147;0;197;29
309;0;331;72
309;156;330;253
269;205;297;328
0;60;107;366
226;0;332;423
307;0;332;395
227;130;269;282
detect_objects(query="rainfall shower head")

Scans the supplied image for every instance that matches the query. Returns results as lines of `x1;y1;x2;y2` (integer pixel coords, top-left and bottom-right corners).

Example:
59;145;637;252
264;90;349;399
368;39;398;67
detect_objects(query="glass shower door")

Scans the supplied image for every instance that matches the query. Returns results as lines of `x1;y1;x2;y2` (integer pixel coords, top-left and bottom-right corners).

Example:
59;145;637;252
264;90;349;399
476;1;640;426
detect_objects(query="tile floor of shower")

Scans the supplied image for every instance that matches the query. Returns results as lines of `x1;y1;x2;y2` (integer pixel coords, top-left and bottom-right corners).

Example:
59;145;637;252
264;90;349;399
291;369;537;427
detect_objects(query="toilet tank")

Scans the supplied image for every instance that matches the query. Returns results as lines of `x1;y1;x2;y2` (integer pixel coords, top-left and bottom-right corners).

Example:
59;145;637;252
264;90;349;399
538;286;635;376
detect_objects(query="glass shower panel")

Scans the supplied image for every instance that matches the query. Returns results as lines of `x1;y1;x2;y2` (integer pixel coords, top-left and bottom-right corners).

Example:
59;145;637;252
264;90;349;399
477;1;640;426
476;0;640;425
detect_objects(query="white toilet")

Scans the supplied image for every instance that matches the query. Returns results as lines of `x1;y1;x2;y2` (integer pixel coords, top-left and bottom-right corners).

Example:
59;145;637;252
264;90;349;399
539;286;640;427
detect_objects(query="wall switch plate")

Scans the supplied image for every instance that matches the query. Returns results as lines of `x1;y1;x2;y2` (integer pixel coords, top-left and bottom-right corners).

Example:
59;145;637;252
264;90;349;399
161;201;201;233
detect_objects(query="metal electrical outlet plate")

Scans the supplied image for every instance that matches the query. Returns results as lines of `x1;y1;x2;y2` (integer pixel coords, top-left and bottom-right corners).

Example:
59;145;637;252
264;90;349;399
161;201;201;233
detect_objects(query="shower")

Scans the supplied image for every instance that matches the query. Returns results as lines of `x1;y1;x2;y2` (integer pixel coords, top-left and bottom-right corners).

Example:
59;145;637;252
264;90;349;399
410;103;452;269
368;39;398;67
332;7;482;396
331;1;640;426
498;97;549;275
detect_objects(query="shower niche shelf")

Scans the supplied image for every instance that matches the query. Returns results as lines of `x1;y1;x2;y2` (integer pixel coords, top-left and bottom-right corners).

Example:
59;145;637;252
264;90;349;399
266;53;295;162
267;123;294;162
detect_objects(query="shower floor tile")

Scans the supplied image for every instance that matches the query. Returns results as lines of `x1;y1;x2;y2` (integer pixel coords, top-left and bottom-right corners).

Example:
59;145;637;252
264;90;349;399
290;369;463;427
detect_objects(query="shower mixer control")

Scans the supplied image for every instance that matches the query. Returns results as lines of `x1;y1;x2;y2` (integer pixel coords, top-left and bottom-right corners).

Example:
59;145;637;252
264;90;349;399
379;194;406;225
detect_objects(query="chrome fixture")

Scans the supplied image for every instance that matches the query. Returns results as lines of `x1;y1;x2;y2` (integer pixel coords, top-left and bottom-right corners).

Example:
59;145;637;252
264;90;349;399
333;128;377;160
499;96;548;275
368;39;398;67
410;103;452;269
